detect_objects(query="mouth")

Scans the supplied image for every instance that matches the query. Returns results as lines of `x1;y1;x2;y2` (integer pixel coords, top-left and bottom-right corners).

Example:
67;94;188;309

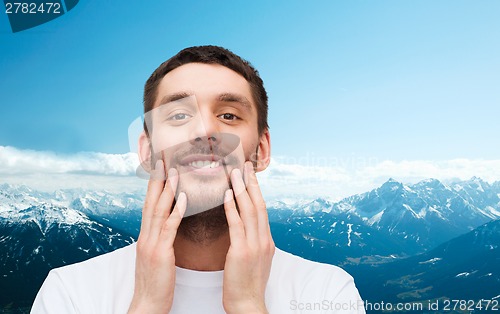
188;160;221;169
178;154;227;175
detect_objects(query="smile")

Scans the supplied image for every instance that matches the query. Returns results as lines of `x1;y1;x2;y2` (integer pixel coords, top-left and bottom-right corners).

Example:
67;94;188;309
188;160;221;169
178;154;227;175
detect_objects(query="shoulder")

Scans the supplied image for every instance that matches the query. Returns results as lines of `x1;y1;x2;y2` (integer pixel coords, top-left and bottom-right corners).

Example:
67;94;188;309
268;248;365;312
49;242;136;297
53;242;136;278
32;243;136;313
271;247;355;286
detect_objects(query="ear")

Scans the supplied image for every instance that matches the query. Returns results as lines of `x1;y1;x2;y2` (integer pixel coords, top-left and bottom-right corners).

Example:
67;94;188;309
138;131;153;173
255;129;271;172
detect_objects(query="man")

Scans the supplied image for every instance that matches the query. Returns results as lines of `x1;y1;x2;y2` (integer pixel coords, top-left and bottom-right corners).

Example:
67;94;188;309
32;46;365;313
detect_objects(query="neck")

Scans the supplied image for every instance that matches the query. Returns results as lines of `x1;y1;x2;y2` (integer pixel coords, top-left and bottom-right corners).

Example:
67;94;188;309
173;231;230;271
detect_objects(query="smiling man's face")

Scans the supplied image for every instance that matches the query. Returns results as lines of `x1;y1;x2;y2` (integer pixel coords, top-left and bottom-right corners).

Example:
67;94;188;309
139;62;270;217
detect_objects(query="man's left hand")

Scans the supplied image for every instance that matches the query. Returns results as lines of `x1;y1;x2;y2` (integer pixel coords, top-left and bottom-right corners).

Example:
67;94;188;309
222;161;275;314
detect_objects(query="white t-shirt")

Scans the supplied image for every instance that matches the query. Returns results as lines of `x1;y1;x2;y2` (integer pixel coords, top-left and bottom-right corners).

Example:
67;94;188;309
31;244;365;313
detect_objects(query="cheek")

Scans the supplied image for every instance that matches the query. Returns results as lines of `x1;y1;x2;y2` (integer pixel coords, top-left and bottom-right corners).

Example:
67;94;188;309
150;128;189;152
240;137;260;161
151;133;167;151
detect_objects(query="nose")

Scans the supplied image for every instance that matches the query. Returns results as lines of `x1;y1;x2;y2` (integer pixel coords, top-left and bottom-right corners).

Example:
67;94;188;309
189;111;219;146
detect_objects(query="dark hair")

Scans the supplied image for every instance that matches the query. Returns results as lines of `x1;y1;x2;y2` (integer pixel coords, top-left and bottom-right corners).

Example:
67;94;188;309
143;45;269;135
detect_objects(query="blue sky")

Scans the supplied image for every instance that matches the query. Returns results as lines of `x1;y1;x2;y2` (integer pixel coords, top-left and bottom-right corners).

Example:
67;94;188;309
1;1;499;165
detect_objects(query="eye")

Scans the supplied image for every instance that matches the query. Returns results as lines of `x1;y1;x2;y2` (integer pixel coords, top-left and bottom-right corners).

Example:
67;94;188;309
167;113;191;121
218;113;239;121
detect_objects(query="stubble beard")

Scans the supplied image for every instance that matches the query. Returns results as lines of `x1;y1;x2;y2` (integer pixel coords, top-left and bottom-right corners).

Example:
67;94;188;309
177;205;229;244
175;176;230;244
152;134;257;245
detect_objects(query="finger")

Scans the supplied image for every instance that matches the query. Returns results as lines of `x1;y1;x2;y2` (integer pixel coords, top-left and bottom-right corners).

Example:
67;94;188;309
159;192;186;245
162;150;178;196
140;160;166;236
224;189;246;243
243;161;271;238
230;169;259;242
243;161;265;209
150;168;179;237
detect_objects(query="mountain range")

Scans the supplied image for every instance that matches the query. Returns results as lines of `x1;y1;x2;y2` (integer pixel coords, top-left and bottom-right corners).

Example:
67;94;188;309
0;184;141;309
1;177;499;312
269;177;500;263
356;218;500;304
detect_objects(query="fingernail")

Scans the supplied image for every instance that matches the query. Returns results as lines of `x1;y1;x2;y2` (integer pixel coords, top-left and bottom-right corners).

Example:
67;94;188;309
244;162;253;185
178;191;186;201
245;161;254;172
231;169;245;195
151;160;164;179
155;160;162;171
224;189;233;202
231;168;242;180
168;168;178;191
168;168;177;178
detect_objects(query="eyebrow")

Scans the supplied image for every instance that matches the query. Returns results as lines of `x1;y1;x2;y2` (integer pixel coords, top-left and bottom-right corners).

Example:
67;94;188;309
218;93;252;112
158;92;193;106
157;92;253;111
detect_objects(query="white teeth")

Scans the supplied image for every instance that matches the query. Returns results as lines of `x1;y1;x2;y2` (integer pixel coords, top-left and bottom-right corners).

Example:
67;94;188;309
189;160;220;168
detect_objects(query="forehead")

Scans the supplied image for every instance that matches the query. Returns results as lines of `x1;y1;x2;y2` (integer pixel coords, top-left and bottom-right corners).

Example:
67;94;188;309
155;63;254;108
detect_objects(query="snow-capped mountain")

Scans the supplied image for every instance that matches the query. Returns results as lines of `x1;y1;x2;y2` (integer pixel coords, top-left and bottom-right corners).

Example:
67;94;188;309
355;219;500;305
0;184;141;309
1;178;499;311
270;212;405;266
493;180;500;194
68;190;143;237
269;177;500;257
0;183;144;236
0;183;144;212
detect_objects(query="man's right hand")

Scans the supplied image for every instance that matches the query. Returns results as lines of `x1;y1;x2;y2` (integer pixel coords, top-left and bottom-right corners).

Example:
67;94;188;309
128;160;186;314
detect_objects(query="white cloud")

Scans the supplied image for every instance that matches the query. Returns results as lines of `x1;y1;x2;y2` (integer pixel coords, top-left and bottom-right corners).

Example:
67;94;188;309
0;146;143;192
1;146;499;200
357;159;500;185
0;146;139;176
258;157;500;201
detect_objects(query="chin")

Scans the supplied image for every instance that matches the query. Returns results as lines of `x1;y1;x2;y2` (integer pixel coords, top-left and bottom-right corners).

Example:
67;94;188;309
177;204;229;244
178;181;228;218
